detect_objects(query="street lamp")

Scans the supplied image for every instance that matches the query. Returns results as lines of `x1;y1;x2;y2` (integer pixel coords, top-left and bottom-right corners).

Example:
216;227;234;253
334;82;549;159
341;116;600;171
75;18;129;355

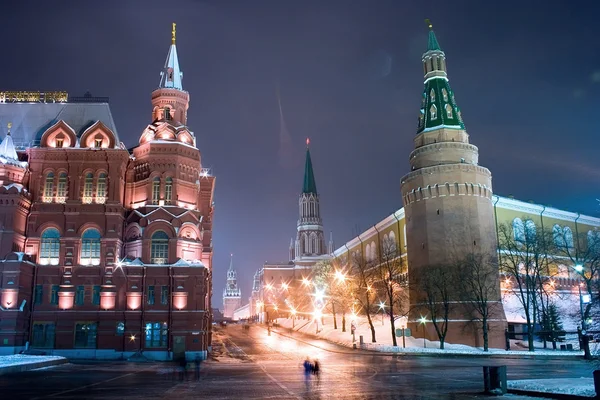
335;270;346;283
419;316;428;348
378;301;386;326
302;277;311;287
313;309;322;334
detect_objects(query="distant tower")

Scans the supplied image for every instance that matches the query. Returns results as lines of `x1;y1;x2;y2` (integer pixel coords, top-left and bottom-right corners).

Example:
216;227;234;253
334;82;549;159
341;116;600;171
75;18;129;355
400;22;505;347
295;139;326;261
222;254;242;319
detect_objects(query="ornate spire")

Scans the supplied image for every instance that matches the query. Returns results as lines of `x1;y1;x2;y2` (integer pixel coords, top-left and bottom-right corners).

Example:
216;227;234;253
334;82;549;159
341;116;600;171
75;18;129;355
425;19;442;51
228;253;234;272
159;22;183;90
302;138;317;194
416;21;464;134
0;122;19;161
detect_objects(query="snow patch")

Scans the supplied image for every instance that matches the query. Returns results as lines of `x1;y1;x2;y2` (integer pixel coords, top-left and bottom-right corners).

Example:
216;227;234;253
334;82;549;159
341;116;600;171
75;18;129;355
508;378;596;397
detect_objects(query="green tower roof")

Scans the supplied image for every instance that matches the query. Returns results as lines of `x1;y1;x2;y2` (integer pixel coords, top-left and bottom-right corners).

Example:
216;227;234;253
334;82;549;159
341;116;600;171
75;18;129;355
302;139;317;194
425;20;442;52
416;79;465;134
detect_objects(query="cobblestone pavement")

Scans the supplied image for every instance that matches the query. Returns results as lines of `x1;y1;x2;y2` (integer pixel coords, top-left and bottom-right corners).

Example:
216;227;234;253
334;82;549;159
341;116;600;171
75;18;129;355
0;324;594;399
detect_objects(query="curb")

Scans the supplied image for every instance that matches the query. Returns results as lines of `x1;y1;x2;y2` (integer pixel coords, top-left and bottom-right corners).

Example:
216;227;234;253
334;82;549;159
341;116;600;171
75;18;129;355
267;326;587;360
0;358;68;376
508;388;596;400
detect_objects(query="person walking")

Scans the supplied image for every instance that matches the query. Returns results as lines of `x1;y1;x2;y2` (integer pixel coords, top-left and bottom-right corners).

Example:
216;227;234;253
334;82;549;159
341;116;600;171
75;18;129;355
179;357;187;381
312;359;321;386
194;355;202;381
302;357;313;390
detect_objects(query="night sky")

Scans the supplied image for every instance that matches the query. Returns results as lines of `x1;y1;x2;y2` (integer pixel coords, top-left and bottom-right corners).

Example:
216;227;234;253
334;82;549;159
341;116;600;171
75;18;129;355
3;1;599;308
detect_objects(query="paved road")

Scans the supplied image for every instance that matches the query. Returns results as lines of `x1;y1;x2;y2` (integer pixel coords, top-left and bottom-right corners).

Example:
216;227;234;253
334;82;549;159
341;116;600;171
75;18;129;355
0;324;594;399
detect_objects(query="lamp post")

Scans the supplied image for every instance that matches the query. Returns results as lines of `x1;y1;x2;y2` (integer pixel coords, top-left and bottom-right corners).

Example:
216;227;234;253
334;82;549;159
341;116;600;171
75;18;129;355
378;301;385;326
574;264;591;359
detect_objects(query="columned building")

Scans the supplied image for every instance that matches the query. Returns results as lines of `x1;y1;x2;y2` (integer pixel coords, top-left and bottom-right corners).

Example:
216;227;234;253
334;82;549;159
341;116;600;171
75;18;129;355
0;24;216;360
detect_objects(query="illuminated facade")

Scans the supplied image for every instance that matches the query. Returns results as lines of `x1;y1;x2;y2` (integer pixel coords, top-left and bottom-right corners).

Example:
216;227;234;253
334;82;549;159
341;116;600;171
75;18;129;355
0;24;216;360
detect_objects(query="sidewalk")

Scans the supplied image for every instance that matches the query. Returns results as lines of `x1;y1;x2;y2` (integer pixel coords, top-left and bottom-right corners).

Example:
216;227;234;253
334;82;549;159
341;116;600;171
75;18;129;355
508;378;596;399
0;355;67;375
268;317;585;359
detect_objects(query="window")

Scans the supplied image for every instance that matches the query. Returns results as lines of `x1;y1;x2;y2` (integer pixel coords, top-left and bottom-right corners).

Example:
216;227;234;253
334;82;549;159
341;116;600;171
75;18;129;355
150;231;169;264
563;227;574;248
92;285;101;305
145;322;168;348
34;285;43;305
165;177;173;204
512;218;525;242
55;138;64;148
57;173;67;202
161;286;169;305
588;230;600;251
116;322;125;336
430;104;437;120
81;229;101;265
553;224;563;247
442;88;448;102
148;286;155;305
40;228;60;265
75;285;85;305
74;322;97;348
430;89;435;102
43;173;54;202
32;323;55;348
50;285;59;305
445;104;453;118
83;173;93;203
164;107;171;121
94;138;102;148
96;173;106;203
525;220;537;242
152;177;160;204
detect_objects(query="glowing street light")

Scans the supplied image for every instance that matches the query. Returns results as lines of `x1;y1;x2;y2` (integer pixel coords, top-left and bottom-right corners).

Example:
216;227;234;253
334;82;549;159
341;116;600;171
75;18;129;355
335;270;346;283
265;283;273;291
281;282;289;290
302;277;311;287
419;316;427;348
575;264;584;273
314;288;325;302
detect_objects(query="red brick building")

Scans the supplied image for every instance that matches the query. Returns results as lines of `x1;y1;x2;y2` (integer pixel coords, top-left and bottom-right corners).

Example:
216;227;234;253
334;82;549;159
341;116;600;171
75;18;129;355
0;25;215;360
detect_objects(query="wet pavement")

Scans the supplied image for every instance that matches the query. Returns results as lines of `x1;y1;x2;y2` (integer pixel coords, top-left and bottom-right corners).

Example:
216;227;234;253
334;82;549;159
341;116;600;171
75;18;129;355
0;324;594;399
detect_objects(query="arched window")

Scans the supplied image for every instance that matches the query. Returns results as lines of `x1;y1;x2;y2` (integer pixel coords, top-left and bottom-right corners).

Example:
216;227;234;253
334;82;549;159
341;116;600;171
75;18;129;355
588;230;599;252
57;173;67;202
370;241;377;261
152;177;160;204
83;173;93;203
563;227;574;248
388;231;397;254
164;107;171;121
553;224;563;247
165;177;173;204
150;231;169;264
43;172;54;202
430;104;437;120
445;104;453;118
96;173;107;203
81;229;101;265
430;89;435;102
512;218;525;242
40;228;60;265
442;88;448;102
525;220;537;242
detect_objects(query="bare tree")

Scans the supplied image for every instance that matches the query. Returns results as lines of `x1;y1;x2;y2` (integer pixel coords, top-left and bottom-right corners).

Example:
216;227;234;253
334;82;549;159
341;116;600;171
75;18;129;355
457;252;501;351
350;250;377;343
552;227;600;359
498;220;553;351
375;235;408;347
415;265;455;349
313;260;338;328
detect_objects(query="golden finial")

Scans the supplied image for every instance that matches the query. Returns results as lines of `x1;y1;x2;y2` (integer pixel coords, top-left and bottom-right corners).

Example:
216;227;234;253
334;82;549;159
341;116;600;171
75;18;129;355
172;22;176;45
425;19;433;30
7;122;12;135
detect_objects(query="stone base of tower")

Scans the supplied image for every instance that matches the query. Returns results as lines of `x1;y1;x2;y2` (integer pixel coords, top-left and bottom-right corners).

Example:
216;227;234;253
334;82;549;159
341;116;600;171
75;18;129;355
408;319;507;349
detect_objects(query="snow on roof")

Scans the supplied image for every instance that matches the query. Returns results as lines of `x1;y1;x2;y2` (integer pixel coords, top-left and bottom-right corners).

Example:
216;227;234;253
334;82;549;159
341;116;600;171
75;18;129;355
0;102;119;149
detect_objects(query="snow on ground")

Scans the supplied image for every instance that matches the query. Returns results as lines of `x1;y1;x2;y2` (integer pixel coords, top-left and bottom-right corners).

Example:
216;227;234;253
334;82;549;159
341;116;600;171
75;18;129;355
508;378;596;397
0;355;66;368
272;315;584;356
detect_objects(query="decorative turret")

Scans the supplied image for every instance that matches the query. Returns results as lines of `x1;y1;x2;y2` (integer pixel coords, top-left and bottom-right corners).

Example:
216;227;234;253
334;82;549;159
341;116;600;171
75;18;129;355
150;22;190;126
296;139;325;258
0;123;19;162
417;20;464;134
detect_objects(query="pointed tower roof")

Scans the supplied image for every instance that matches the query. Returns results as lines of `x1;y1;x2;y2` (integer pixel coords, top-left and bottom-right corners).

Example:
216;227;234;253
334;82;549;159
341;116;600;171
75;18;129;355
302;138;317;194
426;20;442;51
416;21;465;134
228;253;234;272
158;22;184;90
0;123;19;161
